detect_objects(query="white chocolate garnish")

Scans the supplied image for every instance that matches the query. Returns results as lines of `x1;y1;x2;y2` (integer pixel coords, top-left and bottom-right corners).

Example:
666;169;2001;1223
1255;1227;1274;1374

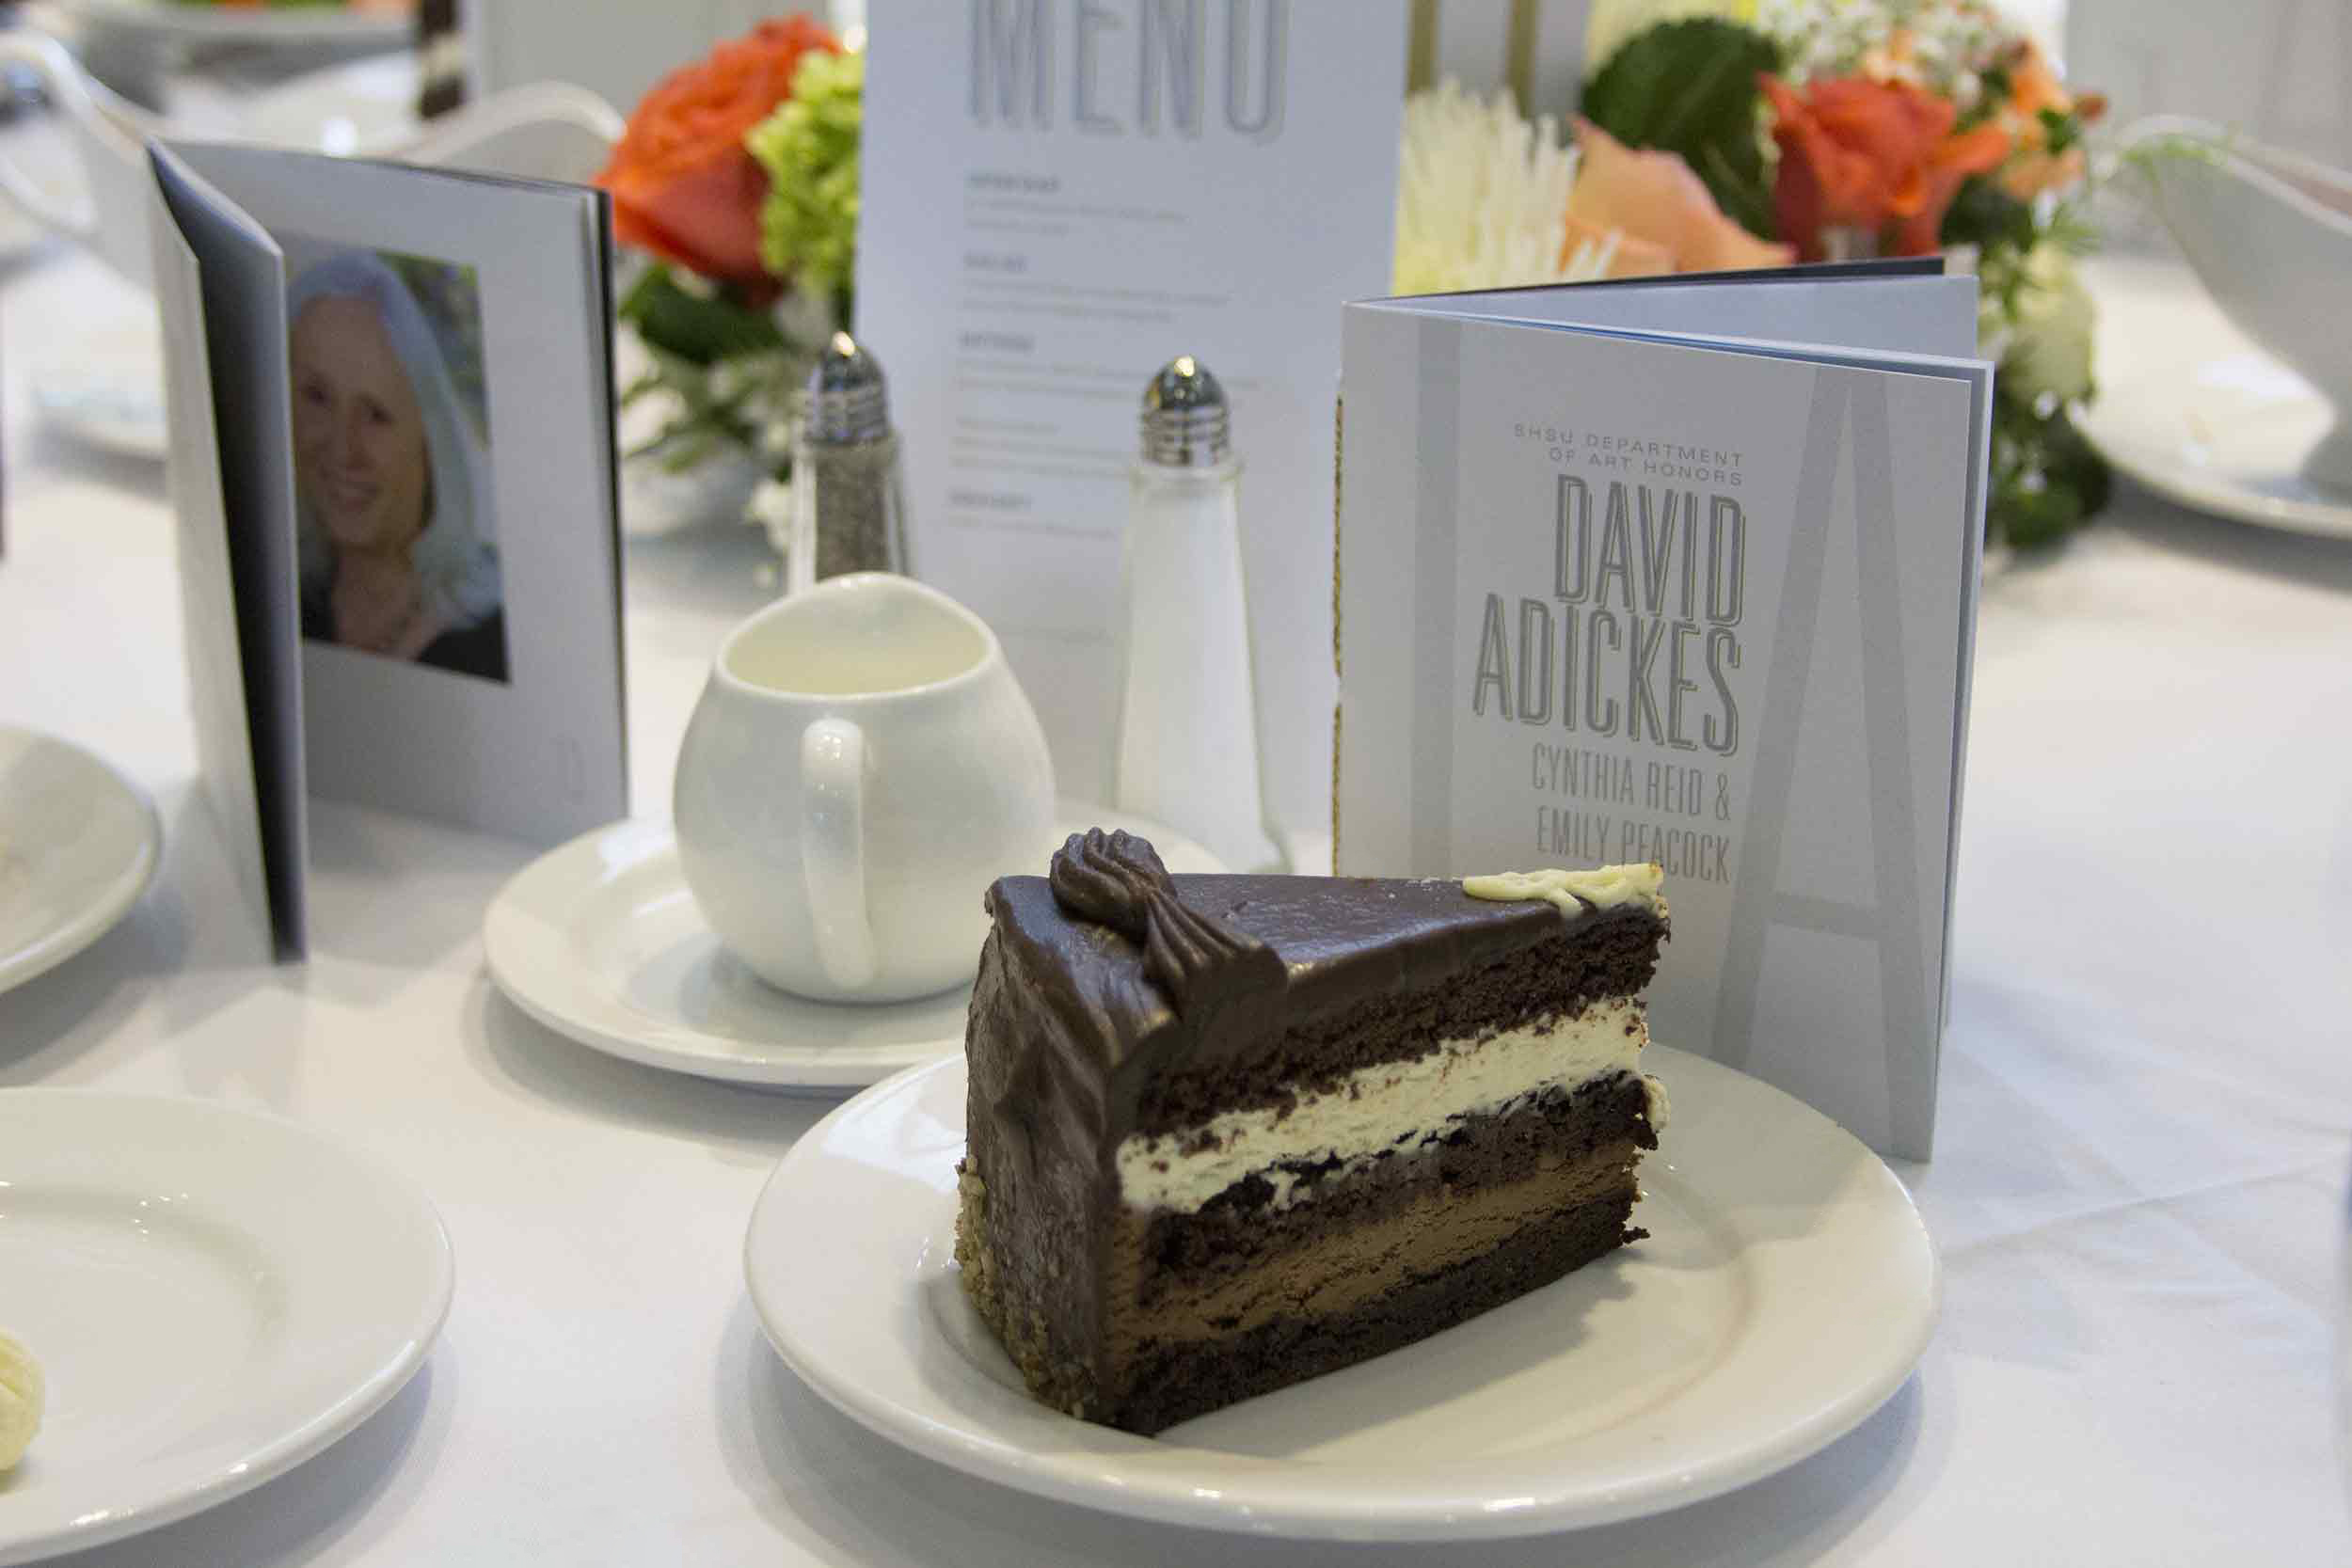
1464;863;1665;914
0;1328;42;1472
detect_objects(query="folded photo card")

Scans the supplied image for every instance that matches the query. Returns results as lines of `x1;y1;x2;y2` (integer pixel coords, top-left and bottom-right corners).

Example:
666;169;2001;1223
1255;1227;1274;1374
150;143;627;955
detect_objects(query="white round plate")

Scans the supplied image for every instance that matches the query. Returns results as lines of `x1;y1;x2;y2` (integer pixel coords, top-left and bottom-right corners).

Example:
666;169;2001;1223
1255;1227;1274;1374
0;200;48;267
483;803;1228;1093
0;727;161;995
48;0;413;47
31;348;167;464
2075;353;2352;540
748;1047;1938;1541
0;1090;453;1565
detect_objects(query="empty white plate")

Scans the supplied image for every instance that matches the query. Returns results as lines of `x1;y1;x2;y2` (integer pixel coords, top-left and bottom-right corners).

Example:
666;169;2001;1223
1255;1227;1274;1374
0;1091;453;1565
41;0;414;47
483;804;1227;1093
0;727;161;996
30;350;167;465
747;1047;1938;1541
2076;352;2352;539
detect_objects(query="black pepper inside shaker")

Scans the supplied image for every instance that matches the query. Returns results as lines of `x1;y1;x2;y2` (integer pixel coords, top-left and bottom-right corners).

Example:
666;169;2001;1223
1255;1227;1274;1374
787;332;910;595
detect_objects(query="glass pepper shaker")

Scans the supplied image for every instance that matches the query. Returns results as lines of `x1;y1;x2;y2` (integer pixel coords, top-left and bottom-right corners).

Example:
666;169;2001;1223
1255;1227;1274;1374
787;332;909;595
1111;356;1283;872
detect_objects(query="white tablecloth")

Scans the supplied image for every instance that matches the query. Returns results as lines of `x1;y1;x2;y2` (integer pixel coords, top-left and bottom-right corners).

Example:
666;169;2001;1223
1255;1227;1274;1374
2;244;2348;1567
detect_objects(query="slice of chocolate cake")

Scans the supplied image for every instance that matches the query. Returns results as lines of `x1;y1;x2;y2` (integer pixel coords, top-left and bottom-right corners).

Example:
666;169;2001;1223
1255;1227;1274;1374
954;830;1669;1435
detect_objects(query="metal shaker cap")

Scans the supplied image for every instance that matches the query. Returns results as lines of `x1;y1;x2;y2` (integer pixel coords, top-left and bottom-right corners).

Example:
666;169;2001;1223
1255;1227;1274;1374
1139;356;1231;467
804;331;891;444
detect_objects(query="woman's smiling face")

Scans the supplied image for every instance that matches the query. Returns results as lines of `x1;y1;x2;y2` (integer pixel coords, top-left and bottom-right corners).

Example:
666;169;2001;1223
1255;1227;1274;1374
291;294;430;556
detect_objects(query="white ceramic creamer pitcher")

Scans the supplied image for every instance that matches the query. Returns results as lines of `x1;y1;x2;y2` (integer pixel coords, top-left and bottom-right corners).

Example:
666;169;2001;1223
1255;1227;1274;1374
674;574;1055;1004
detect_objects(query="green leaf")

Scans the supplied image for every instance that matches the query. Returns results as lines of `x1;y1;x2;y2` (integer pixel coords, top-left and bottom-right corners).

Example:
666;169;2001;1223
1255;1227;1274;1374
1985;390;2111;548
1939;173;2038;257
1580;18;1785;241
616;265;786;367
2038;105;2080;155
1994;478;2082;547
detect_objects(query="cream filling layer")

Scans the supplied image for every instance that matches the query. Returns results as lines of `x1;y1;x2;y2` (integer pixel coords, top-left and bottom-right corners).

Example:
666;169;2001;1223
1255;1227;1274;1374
1115;999;1661;1213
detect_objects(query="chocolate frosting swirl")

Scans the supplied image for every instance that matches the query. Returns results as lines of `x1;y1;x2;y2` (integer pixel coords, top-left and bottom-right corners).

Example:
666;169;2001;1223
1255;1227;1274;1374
1048;829;1284;1015
1046;828;1166;935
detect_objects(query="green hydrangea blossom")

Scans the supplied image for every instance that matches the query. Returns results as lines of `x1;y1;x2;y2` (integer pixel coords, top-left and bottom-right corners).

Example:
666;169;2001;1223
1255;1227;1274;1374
748;49;864;304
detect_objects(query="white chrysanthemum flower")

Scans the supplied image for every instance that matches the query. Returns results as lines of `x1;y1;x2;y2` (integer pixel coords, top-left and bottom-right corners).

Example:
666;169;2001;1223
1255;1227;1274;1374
748;476;795;538
1994;243;2094;404
1394;80;1615;294
707;359;749;403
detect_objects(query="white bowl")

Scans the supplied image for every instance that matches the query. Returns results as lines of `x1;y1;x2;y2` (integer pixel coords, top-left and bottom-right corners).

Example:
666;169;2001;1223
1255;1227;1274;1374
2128;116;2352;490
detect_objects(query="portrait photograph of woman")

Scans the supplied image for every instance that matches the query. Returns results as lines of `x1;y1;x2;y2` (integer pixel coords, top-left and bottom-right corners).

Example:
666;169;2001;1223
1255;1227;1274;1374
287;245;509;683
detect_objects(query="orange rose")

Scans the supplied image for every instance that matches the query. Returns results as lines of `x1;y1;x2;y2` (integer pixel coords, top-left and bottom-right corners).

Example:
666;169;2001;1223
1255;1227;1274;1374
1996;44;2096;199
1563;119;1795;277
596;16;839;287
1761;73;2009;261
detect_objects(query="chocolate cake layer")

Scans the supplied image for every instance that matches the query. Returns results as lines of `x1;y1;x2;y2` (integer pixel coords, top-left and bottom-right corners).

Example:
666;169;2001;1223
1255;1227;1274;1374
1131;1071;1656;1292
1111;1140;1642;1345
1102;1195;1642;1434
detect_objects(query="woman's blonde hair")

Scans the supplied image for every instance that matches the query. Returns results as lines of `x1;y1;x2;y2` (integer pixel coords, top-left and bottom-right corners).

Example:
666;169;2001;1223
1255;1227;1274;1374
290;249;502;631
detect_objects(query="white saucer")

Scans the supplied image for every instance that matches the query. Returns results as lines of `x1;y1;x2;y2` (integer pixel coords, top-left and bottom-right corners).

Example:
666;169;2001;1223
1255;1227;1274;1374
0;727;161;995
0;1090;453;1565
43;0;414;48
31;347;167;464
483;804;1228;1093
747;1048;1938;1541
2076;353;2352;540
0;199;48;267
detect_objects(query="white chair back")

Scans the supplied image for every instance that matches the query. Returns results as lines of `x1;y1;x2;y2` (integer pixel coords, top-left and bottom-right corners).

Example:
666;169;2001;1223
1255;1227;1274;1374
0;32;158;288
400;82;624;185
0;35;622;292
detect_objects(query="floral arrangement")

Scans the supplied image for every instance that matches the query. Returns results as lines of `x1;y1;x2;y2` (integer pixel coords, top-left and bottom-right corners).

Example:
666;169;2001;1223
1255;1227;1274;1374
1393;82;1798;293
1601;0;2106;546
608;6;2108;547
1401;0;2109;547
594;16;862;494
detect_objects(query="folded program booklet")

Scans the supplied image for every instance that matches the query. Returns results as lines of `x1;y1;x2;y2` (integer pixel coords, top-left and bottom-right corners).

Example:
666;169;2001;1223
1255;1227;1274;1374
1335;264;1992;1158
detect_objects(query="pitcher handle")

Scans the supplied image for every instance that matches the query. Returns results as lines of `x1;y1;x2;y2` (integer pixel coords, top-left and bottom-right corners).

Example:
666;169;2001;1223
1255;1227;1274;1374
800;717;876;991
0;35;157;288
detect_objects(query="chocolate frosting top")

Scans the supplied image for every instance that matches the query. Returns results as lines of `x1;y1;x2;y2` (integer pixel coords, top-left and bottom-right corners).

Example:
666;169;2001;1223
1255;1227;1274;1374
1046;829;1286;1019
970;832;1669;1180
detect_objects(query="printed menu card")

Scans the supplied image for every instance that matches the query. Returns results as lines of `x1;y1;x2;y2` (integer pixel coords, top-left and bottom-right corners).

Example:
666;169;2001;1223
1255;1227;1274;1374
857;0;1408;835
1337;268;1993;1158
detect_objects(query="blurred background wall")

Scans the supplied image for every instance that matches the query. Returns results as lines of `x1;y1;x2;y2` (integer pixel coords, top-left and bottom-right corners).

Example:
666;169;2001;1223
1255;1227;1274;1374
469;1;2344;169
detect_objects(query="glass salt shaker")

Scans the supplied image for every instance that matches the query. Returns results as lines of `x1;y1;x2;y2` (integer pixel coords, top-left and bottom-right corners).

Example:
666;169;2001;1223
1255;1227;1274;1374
788;332;909;595
1111;356;1283;872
